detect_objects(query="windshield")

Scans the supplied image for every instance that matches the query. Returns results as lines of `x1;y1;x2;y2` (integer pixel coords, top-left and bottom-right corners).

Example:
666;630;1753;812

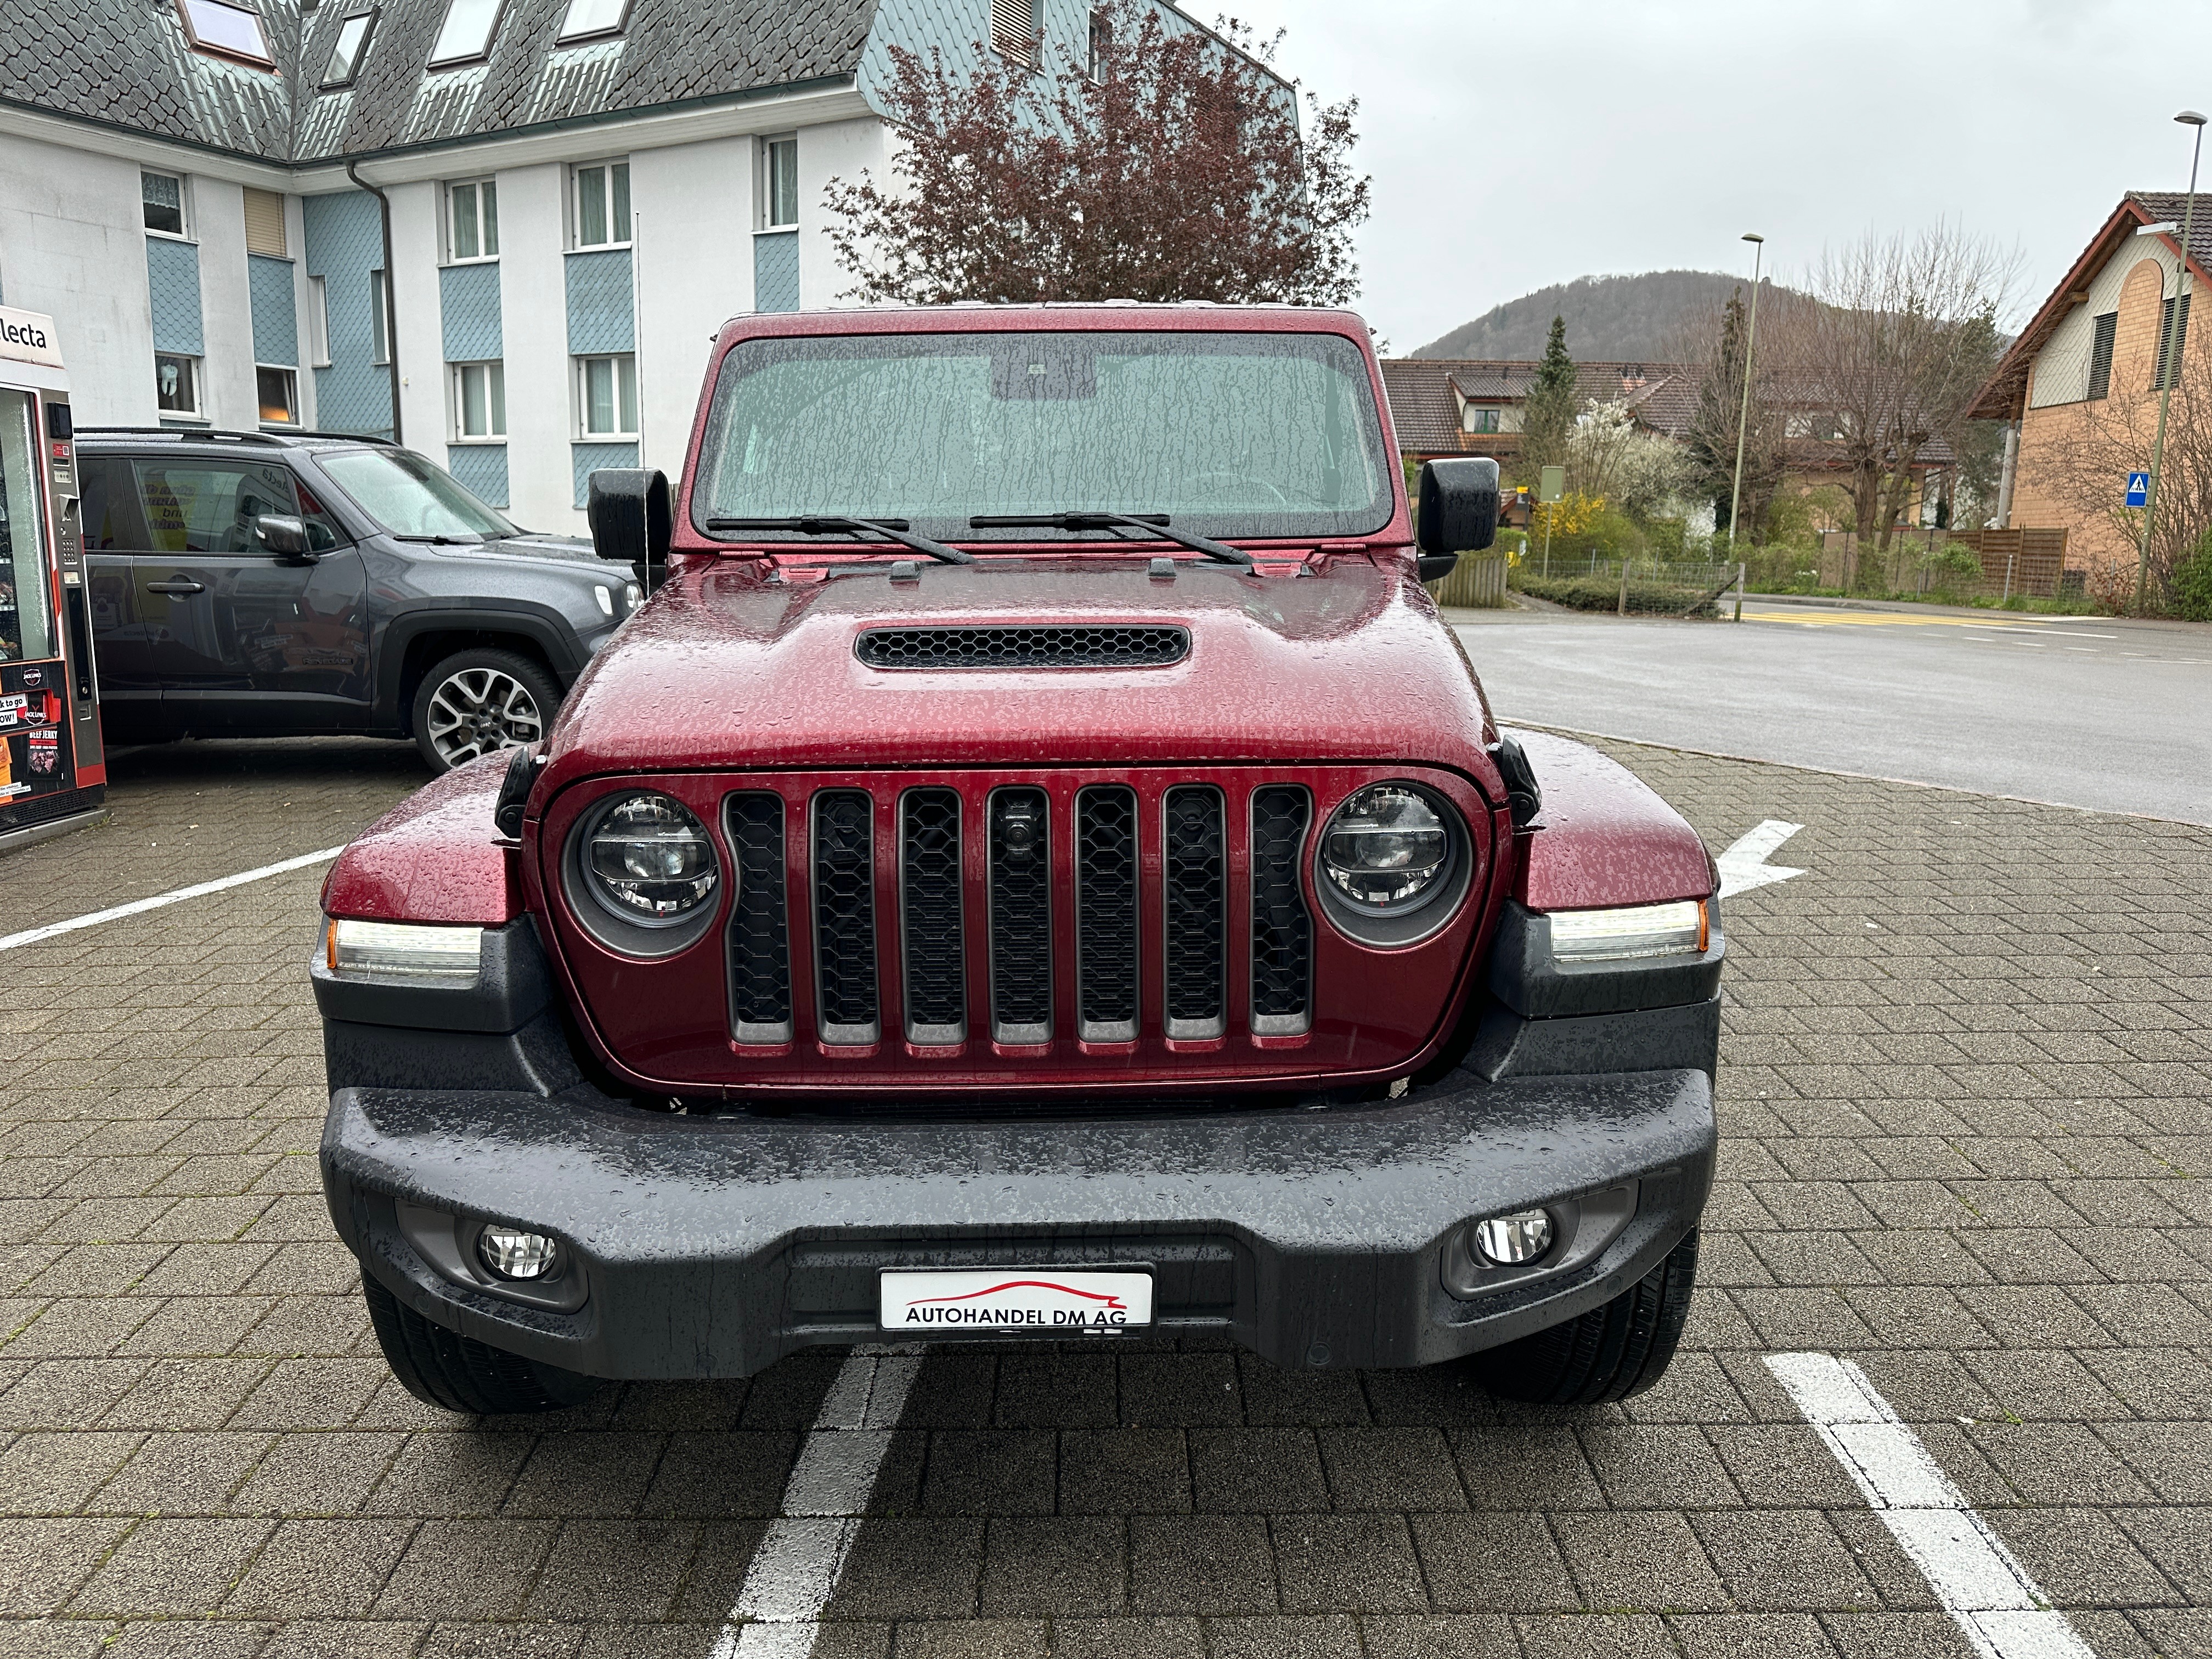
318;448;516;539
692;329;1394;544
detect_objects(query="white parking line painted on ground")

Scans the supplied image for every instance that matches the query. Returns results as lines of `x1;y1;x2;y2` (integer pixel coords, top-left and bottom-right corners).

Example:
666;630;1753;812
0;846;345;952
1716;820;1806;900
711;1346;924;1659
1768;1353;2097;1659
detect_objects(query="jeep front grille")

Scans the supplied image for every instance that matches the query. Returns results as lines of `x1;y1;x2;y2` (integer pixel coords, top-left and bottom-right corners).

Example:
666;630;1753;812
900;787;966;1044
811;790;879;1043
724;775;1316;1051
856;625;1190;669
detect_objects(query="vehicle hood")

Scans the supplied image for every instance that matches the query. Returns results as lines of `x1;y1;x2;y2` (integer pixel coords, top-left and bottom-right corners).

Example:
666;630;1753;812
539;555;1500;782
438;532;604;569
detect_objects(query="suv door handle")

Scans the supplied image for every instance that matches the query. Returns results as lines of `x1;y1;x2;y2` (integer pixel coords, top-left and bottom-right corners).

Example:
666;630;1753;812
144;578;206;596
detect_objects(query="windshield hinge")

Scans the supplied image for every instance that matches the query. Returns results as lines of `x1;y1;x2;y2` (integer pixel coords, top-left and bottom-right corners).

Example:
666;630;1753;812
1250;558;1306;578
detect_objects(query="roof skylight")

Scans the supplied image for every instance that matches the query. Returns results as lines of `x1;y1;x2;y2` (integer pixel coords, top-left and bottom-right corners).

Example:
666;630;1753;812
322;10;375;86
556;0;631;43
176;0;275;68
428;0;504;67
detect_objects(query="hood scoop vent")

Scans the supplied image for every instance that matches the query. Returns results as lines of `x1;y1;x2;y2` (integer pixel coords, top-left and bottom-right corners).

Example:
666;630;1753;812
856;625;1190;670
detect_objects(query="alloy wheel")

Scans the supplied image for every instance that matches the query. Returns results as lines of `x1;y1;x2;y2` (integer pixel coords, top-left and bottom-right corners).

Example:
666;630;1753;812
424;666;545;768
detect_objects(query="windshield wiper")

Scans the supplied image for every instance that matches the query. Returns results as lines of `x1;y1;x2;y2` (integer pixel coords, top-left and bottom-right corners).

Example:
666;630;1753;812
707;515;974;565
390;533;482;545
968;512;1254;567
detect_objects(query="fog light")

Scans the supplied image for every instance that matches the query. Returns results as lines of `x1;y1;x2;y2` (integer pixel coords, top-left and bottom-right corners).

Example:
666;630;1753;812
478;1226;560;1281
1474;1209;1554;1266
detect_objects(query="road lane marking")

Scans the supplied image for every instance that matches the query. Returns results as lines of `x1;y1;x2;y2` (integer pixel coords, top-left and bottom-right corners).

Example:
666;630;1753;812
712;1346;923;1658
1768;1353;2096;1659
1717;820;1806;899
0;846;345;952
1741;609;2094;630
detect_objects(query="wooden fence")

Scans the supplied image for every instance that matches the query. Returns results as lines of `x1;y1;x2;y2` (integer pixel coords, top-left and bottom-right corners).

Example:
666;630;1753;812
1805;528;2073;597
1424;553;1511;609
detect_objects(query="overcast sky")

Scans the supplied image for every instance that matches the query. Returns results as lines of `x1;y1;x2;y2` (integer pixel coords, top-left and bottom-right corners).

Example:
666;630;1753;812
1227;0;2211;353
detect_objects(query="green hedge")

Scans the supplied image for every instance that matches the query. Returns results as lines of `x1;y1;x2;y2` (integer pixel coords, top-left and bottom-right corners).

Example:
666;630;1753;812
1511;571;1720;617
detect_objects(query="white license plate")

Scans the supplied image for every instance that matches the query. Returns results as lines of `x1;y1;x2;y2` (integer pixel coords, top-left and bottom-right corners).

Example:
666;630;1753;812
878;1268;1153;1333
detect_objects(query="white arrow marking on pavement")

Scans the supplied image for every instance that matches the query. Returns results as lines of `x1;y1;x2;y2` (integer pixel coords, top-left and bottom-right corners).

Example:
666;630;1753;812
1769;1353;2097;1659
1716;820;1806;900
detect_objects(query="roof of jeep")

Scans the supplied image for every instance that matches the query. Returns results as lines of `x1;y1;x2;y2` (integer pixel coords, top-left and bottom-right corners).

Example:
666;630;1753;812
74;427;399;456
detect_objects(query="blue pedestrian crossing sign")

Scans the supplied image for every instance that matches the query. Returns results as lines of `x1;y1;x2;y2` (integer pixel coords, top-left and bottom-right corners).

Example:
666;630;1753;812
2126;471;2150;507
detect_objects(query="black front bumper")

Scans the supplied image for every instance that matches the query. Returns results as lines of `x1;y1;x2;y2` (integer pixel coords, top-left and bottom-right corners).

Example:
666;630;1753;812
322;1065;1716;1379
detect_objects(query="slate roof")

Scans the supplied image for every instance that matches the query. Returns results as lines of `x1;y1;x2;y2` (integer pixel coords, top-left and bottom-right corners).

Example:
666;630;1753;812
1972;191;2212;421
0;0;878;166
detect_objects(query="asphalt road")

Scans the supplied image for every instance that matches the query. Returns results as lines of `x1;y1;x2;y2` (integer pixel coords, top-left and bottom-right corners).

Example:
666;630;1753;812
1454;601;2212;824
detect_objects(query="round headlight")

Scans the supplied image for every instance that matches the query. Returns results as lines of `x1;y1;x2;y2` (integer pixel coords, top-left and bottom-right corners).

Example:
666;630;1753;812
580;792;720;927
1320;782;1455;916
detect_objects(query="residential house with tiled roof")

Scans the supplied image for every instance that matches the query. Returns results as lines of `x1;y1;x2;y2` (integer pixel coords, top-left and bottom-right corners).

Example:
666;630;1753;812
1971;191;2209;586
0;0;1278;529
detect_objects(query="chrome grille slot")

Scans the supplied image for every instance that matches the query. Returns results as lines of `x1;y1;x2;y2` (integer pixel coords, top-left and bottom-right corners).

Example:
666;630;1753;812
1249;785;1313;1035
1161;785;1226;1039
900;787;966;1044
988;787;1052;1043
1074;784;1140;1041
725;792;792;1043
811;789;880;1043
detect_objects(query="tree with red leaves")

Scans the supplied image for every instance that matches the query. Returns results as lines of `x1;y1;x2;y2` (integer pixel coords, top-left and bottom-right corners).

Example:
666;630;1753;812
823;3;1368;307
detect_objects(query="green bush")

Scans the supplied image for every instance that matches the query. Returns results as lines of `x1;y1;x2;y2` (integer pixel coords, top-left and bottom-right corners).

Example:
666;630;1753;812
1510;568;1719;617
2172;532;2212;622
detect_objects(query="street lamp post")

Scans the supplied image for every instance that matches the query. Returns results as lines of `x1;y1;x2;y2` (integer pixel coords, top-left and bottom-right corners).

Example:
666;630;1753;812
2137;110;2207;616
1726;233;1766;553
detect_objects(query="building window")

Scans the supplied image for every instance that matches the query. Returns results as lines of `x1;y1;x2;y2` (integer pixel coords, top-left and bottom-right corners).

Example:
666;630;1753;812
156;354;201;417
2155;292;2191;391
574;161;631;248
370;269;391;365
556;0;630;42
142;172;188;238
308;276;331;368
989;0;1038;65
176;0;275;67
1462;405;1500;435
577;354;637;438
448;178;499;262
257;366;299;425
761;137;798;230
428;0;503;67
2087;311;2117;402
323;8;375;86
454;362;507;438
1087;9;1110;81
243;187;287;257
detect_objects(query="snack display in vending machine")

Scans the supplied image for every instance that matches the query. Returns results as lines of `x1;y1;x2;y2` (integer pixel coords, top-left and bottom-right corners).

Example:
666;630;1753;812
0;303;105;850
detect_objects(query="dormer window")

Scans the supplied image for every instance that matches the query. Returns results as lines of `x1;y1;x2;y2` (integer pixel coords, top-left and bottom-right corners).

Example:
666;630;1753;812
176;0;275;68
428;0;504;67
556;0;631;43
323;9;376;87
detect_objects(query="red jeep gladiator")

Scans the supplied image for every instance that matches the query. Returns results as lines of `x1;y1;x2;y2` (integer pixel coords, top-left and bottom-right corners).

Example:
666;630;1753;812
314;304;1721;1414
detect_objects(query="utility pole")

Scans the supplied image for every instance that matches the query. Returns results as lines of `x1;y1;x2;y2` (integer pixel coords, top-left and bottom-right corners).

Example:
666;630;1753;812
2137;111;2207;615
1726;233;1765;552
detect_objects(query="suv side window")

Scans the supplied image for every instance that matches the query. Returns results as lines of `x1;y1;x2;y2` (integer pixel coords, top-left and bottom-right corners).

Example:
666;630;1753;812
132;460;302;554
78;457;149;550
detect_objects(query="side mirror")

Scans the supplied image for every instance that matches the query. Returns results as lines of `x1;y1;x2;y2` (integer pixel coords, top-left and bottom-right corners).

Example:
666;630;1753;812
1416;457;1501;579
255;514;311;561
588;469;671;566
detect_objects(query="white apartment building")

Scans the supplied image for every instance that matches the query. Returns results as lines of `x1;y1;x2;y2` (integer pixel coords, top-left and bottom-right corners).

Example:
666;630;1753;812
0;0;1274;532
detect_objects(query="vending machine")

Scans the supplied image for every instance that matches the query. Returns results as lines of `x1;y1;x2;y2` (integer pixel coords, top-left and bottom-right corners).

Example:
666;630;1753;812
0;304;105;850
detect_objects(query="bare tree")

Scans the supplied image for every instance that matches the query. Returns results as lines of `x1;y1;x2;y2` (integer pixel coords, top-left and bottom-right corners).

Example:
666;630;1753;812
822;2;1369;307
1795;226;2016;582
1676;286;1793;544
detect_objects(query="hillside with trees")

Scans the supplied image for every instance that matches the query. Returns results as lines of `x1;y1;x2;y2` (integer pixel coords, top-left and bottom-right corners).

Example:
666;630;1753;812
1413;270;1807;361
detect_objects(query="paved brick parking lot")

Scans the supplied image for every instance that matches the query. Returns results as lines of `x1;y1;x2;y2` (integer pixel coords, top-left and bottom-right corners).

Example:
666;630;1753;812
1;734;2207;1658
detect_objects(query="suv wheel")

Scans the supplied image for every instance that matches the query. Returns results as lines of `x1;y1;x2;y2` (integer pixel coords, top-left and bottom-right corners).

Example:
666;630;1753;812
363;1279;600;1415
413;648;559;772
1472;1230;1698;1404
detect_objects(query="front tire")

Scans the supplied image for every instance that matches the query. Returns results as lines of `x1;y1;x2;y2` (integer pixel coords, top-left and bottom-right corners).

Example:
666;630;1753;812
1474;1230;1699;1405
363;1278;601;1415
411;647;559;774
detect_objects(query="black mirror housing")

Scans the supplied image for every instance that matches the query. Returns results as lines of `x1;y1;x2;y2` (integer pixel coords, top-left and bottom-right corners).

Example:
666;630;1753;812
588;469;672;565
1417;458;1500;556
255;514;309;560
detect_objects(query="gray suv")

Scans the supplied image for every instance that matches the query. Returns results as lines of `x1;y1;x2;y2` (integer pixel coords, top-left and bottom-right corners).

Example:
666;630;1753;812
77;429;639;772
